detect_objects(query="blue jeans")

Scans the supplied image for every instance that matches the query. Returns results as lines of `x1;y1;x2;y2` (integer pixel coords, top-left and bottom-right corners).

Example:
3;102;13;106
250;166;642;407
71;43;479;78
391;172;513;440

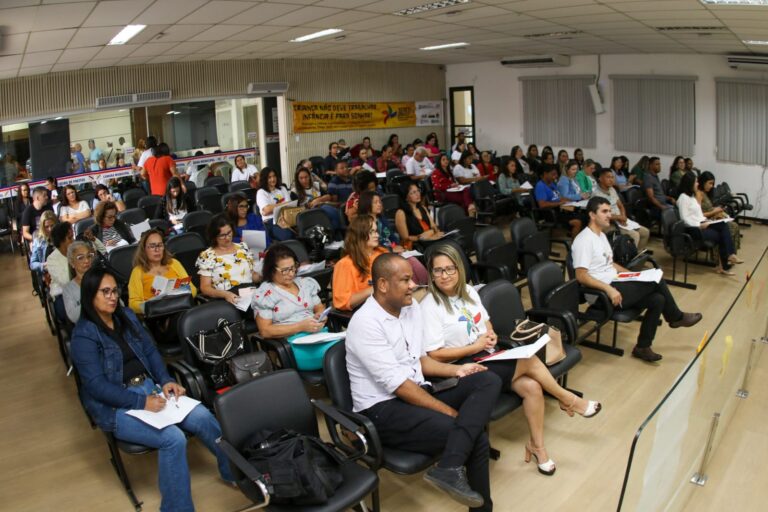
114;379;233;512
265;219;295;241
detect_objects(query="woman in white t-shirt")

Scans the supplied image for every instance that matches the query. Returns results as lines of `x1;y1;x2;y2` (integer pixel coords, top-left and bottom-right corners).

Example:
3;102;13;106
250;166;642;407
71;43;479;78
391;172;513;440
452;151;487;185
57;185;92;223
230;154;259;184
256;167;295;241
420;244;601;476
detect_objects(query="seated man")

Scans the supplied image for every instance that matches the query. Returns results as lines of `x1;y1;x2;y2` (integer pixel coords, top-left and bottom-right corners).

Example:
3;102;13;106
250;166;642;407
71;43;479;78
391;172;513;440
591;168;650;250
21;186;53;242
346;253;501;510
534;164;582;238
405;146;433;181
573;197;702;362
643;156;676;219
328;161;354;205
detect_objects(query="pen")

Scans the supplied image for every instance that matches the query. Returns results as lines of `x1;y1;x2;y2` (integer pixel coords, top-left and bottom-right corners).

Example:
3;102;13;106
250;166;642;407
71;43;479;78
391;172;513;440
168;390;180;409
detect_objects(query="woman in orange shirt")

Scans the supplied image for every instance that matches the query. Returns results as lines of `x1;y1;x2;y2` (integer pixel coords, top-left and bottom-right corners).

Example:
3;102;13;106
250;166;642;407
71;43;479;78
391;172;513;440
332;215;387;311
143;142;181;196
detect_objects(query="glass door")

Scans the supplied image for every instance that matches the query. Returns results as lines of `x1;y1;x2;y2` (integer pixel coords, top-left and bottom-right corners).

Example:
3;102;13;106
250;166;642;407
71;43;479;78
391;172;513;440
450;86;475;146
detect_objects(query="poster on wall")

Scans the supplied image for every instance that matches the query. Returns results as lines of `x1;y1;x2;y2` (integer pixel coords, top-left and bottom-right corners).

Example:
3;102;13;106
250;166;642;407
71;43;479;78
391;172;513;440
416;101;444;126
292;101;417;133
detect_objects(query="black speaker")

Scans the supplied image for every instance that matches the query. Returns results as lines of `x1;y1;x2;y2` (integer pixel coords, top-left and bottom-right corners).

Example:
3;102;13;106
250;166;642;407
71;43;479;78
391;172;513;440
28;119;70;179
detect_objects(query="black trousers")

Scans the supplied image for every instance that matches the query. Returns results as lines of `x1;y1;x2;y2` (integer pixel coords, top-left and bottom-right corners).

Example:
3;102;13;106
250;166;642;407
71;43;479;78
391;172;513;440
362;371;502;511
612;280;683;348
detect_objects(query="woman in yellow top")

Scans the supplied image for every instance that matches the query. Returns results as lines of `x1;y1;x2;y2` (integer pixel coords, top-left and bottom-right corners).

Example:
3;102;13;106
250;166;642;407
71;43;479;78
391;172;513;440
129;229;196;342
332;215;387;311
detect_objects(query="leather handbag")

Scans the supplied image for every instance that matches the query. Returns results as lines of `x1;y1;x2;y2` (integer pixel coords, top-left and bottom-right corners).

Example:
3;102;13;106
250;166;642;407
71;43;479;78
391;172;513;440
278;206;304;228
143;293;194;319
510;320;566;366
185;318;246;365
228;352;273;384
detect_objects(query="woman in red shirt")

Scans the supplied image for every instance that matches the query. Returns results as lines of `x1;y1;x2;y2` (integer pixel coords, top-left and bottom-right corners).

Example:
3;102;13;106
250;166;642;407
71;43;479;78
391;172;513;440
430;154;475;215
143;142;180;196
476;151;498;181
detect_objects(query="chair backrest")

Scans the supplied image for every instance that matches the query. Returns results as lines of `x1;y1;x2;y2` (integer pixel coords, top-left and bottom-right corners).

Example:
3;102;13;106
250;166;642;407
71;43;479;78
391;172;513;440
177;301;242;356
436;203;466;231
107;243;138;285
660;207;679;238
381;194;399;219
228;181;251;193
214;370;318;454
478;280;526;337
137;195;162;220
277;239;310;263
323;342;355;412
182;211;213;244
623;186;643;206
509;217;537;247
220;192;240;212
195;186;220;201
74;217;96;237
122;187;146;209
527;260;566;309
473;225;506;262
204;175;228;194
510;217;549;272
118;207;147;226
386;169;404;181
296;209;333;237
148;219;171;235
197;193;223;214
470;179;494;201
79;189;96;208
166;232;206;288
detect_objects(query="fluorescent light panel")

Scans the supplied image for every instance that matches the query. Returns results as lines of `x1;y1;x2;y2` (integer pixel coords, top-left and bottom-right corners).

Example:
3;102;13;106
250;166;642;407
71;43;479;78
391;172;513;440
420;42;469;50
743;39;768;44
108;25;146;45
395;0;470;16
290;28;342;42
701;0;768;5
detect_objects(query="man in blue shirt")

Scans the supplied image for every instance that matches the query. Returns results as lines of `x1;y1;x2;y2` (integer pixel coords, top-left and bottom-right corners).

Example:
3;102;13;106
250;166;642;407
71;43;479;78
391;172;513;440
71;143;86;174
88;139;103;171
534;164;582;237
328;161;354;204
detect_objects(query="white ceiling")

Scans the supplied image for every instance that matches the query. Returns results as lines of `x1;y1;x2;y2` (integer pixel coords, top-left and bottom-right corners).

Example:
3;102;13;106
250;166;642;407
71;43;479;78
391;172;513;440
1;0;768;79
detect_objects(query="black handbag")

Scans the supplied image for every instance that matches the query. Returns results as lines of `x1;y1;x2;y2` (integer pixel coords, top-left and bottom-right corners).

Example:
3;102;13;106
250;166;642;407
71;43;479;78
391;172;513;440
228;352;273;384
186;318;246;365
144;293;194;319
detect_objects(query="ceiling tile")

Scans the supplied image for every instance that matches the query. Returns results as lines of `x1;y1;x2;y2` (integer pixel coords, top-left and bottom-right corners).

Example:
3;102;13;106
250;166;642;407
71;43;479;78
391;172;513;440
229;25;286;41
0;0;40;7
93;43;141;59
0;69;19;79
58;46;101;63
125;24;171;45
0;54;23;71
189;24;251;42
264;6;343;26
82;0;153;27
164;41;218;55
615;1;704;13
148;24;212;42
18;64;54;76
33;2;97;31
51;61;86;72
132;0;208;25
26;28;76;52
22;49;61;67
83;58;119;68
128;41;181;57
0;6;38;34
359;0;433;14
308;10;374;29
68;26;123;48
0;33;29;56
177;1;253;24
314;0;377;7
227;2;303;25
119;56;151;66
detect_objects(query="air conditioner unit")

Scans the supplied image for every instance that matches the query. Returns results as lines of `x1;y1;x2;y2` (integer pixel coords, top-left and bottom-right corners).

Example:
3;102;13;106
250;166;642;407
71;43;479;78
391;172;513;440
727;55;768;71
247;82;289;96
501;55;571;68
95;90;172;109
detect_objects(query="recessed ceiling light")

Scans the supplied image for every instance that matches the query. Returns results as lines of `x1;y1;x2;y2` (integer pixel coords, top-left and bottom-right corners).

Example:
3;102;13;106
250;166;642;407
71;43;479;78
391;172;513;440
701;0;768;5
108;25;146;45
420;42;469;51
54;116;62;120
290;28;343;43
743;39;768;44
41;121;47;124
166;110;181;115
395;0;470;16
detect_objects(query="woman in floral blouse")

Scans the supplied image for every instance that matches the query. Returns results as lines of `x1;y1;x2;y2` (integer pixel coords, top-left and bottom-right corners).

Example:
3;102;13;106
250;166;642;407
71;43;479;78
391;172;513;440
196;214;260;305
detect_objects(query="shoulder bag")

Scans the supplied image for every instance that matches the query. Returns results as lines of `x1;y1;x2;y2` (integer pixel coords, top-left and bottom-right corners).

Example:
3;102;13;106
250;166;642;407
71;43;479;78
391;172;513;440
510;319;566;366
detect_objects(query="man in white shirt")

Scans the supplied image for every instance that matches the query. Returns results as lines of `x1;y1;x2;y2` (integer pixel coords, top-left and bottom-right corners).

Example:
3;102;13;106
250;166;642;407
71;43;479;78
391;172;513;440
572;197;701;362
346;253;500;510
404;147;433;180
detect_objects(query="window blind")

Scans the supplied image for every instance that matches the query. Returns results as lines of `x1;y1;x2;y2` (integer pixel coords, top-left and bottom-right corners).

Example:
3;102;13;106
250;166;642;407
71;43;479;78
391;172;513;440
715;79;768;167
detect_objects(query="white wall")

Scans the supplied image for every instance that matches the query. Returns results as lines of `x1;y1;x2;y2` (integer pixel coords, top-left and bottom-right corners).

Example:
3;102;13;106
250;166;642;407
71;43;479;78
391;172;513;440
69;110;132;165
446;54;768;219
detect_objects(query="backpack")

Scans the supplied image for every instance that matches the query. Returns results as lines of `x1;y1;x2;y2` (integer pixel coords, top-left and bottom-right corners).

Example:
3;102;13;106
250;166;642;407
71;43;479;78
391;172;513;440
611;233;638;267
242;429;343;505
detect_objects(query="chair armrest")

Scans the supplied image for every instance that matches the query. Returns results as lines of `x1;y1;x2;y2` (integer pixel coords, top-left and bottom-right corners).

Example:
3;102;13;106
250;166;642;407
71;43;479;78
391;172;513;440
577;286;615;318
526;307;578;345
216;438;270;509
473;260;513;283
550;238;571;255
167;360;209;404
320;406;384;470
327;309;353;331
257;336;297;370
312;399;370;462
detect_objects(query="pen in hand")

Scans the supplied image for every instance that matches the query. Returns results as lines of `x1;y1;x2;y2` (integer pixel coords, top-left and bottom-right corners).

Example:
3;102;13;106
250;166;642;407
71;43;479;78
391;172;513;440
168;390;180;409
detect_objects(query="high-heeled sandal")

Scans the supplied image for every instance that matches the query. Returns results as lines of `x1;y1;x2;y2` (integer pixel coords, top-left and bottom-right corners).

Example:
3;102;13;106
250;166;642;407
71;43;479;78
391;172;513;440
524;442;556;476
559;397;602;418
715;267;735;276
728;256;744;265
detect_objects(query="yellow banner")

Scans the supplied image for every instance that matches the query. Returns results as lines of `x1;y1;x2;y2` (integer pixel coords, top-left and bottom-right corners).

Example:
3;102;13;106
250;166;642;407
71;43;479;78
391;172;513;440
292;102;416;133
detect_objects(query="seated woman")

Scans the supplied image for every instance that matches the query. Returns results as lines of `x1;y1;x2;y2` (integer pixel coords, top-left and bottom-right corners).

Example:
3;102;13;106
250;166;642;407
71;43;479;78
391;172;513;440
351;147;376;173
57;185;92;223
498;157;527;197
697;171;741;255
63;241;96;324
430;154;475;214
256;166;294;241
609;156;631;191
157;177;194;228
29;210;58;274
230;154;259;185
557;160;590;202
394;182;445;250
291;166;341;234
476;151;498;181
70;267;233;512
669;155;686;189
420;244;601;475
91;200;136;248
358;191;428;285
345;170;377;221
332;215;388;311
224;192;267;245
93;184;126;212
46;222;74;321
196;214;260;304
677;172;741;276
453;151;487;185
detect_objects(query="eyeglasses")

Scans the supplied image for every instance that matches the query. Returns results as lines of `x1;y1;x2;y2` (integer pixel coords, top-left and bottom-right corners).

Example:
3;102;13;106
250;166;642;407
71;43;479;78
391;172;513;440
237;203;249;209
98;286;121;298
217;230;234;239
276;265;299;276
147;243;164;250
75;252;95;262
431;265;458;277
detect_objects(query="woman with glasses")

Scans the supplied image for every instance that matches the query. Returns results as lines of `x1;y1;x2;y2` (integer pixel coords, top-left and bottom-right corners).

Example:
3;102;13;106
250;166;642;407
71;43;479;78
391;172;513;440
70;266;234;512
394;182;444;250
332;215;388;311
420;244;602;476
91;200;135;248
62;241;96;323
224;192;268;245
196;214;260;304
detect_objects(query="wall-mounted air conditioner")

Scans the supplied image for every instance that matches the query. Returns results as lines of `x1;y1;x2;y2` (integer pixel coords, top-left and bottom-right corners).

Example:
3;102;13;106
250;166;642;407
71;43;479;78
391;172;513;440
501;55;571;68
247;82;289;96
95;90;171;109
726;55;768;71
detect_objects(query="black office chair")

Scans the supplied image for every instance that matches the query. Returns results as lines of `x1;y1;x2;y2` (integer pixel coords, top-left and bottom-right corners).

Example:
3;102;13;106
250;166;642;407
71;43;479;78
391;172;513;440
509;216;570;276
166;232;207;290
138;195;162;220
473;225;521;285
74;217;97;237
107;244;138;293
435;203;477;255
214;370;380;511
195;187;223;214
229;180;251;193
79;189;96;210
381;194;399;221
118;208;147;226
123;188;147;210
204;175;229;194
660;207;709;290
148;218;171;236
471;180;514;223
0;206;15;254
183;210;213;243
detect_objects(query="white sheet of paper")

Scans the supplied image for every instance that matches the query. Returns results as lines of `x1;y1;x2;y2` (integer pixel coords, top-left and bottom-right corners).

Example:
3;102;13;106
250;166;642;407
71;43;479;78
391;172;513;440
104;238;129;253
375;172;386;179
325;240;344;250
242;229;267;253
400;250;422;259
520;181;534;190
479;334;551;362
126;395;200;430
619;219;642;231
707;217;733;225
613;268;664;283
563;200;589;208
446;185;470;192
130;219;152;241
290;331;347;345
297;261;326;275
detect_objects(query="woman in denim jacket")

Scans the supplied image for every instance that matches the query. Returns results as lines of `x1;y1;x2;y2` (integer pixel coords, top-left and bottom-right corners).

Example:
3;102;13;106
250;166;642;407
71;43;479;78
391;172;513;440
71;267;233;511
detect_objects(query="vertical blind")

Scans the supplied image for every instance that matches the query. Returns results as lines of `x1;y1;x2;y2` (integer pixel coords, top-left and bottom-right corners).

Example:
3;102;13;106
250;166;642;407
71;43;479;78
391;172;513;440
520;75;596;148
611;75;696;156
715;79;768;167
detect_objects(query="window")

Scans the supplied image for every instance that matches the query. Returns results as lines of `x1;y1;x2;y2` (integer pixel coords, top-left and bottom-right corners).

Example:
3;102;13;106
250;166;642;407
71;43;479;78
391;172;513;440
612;75;696;156
520;75;596;148
715;79;768;166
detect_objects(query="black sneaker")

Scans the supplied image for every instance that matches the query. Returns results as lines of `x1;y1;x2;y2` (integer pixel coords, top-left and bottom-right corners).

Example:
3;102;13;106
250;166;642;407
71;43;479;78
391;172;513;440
632;346;663;363
423;465;484;508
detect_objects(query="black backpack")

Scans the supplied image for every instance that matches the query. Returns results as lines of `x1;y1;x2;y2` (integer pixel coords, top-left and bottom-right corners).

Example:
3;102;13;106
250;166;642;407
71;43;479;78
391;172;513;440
242;429;343;505
611;233;638;267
